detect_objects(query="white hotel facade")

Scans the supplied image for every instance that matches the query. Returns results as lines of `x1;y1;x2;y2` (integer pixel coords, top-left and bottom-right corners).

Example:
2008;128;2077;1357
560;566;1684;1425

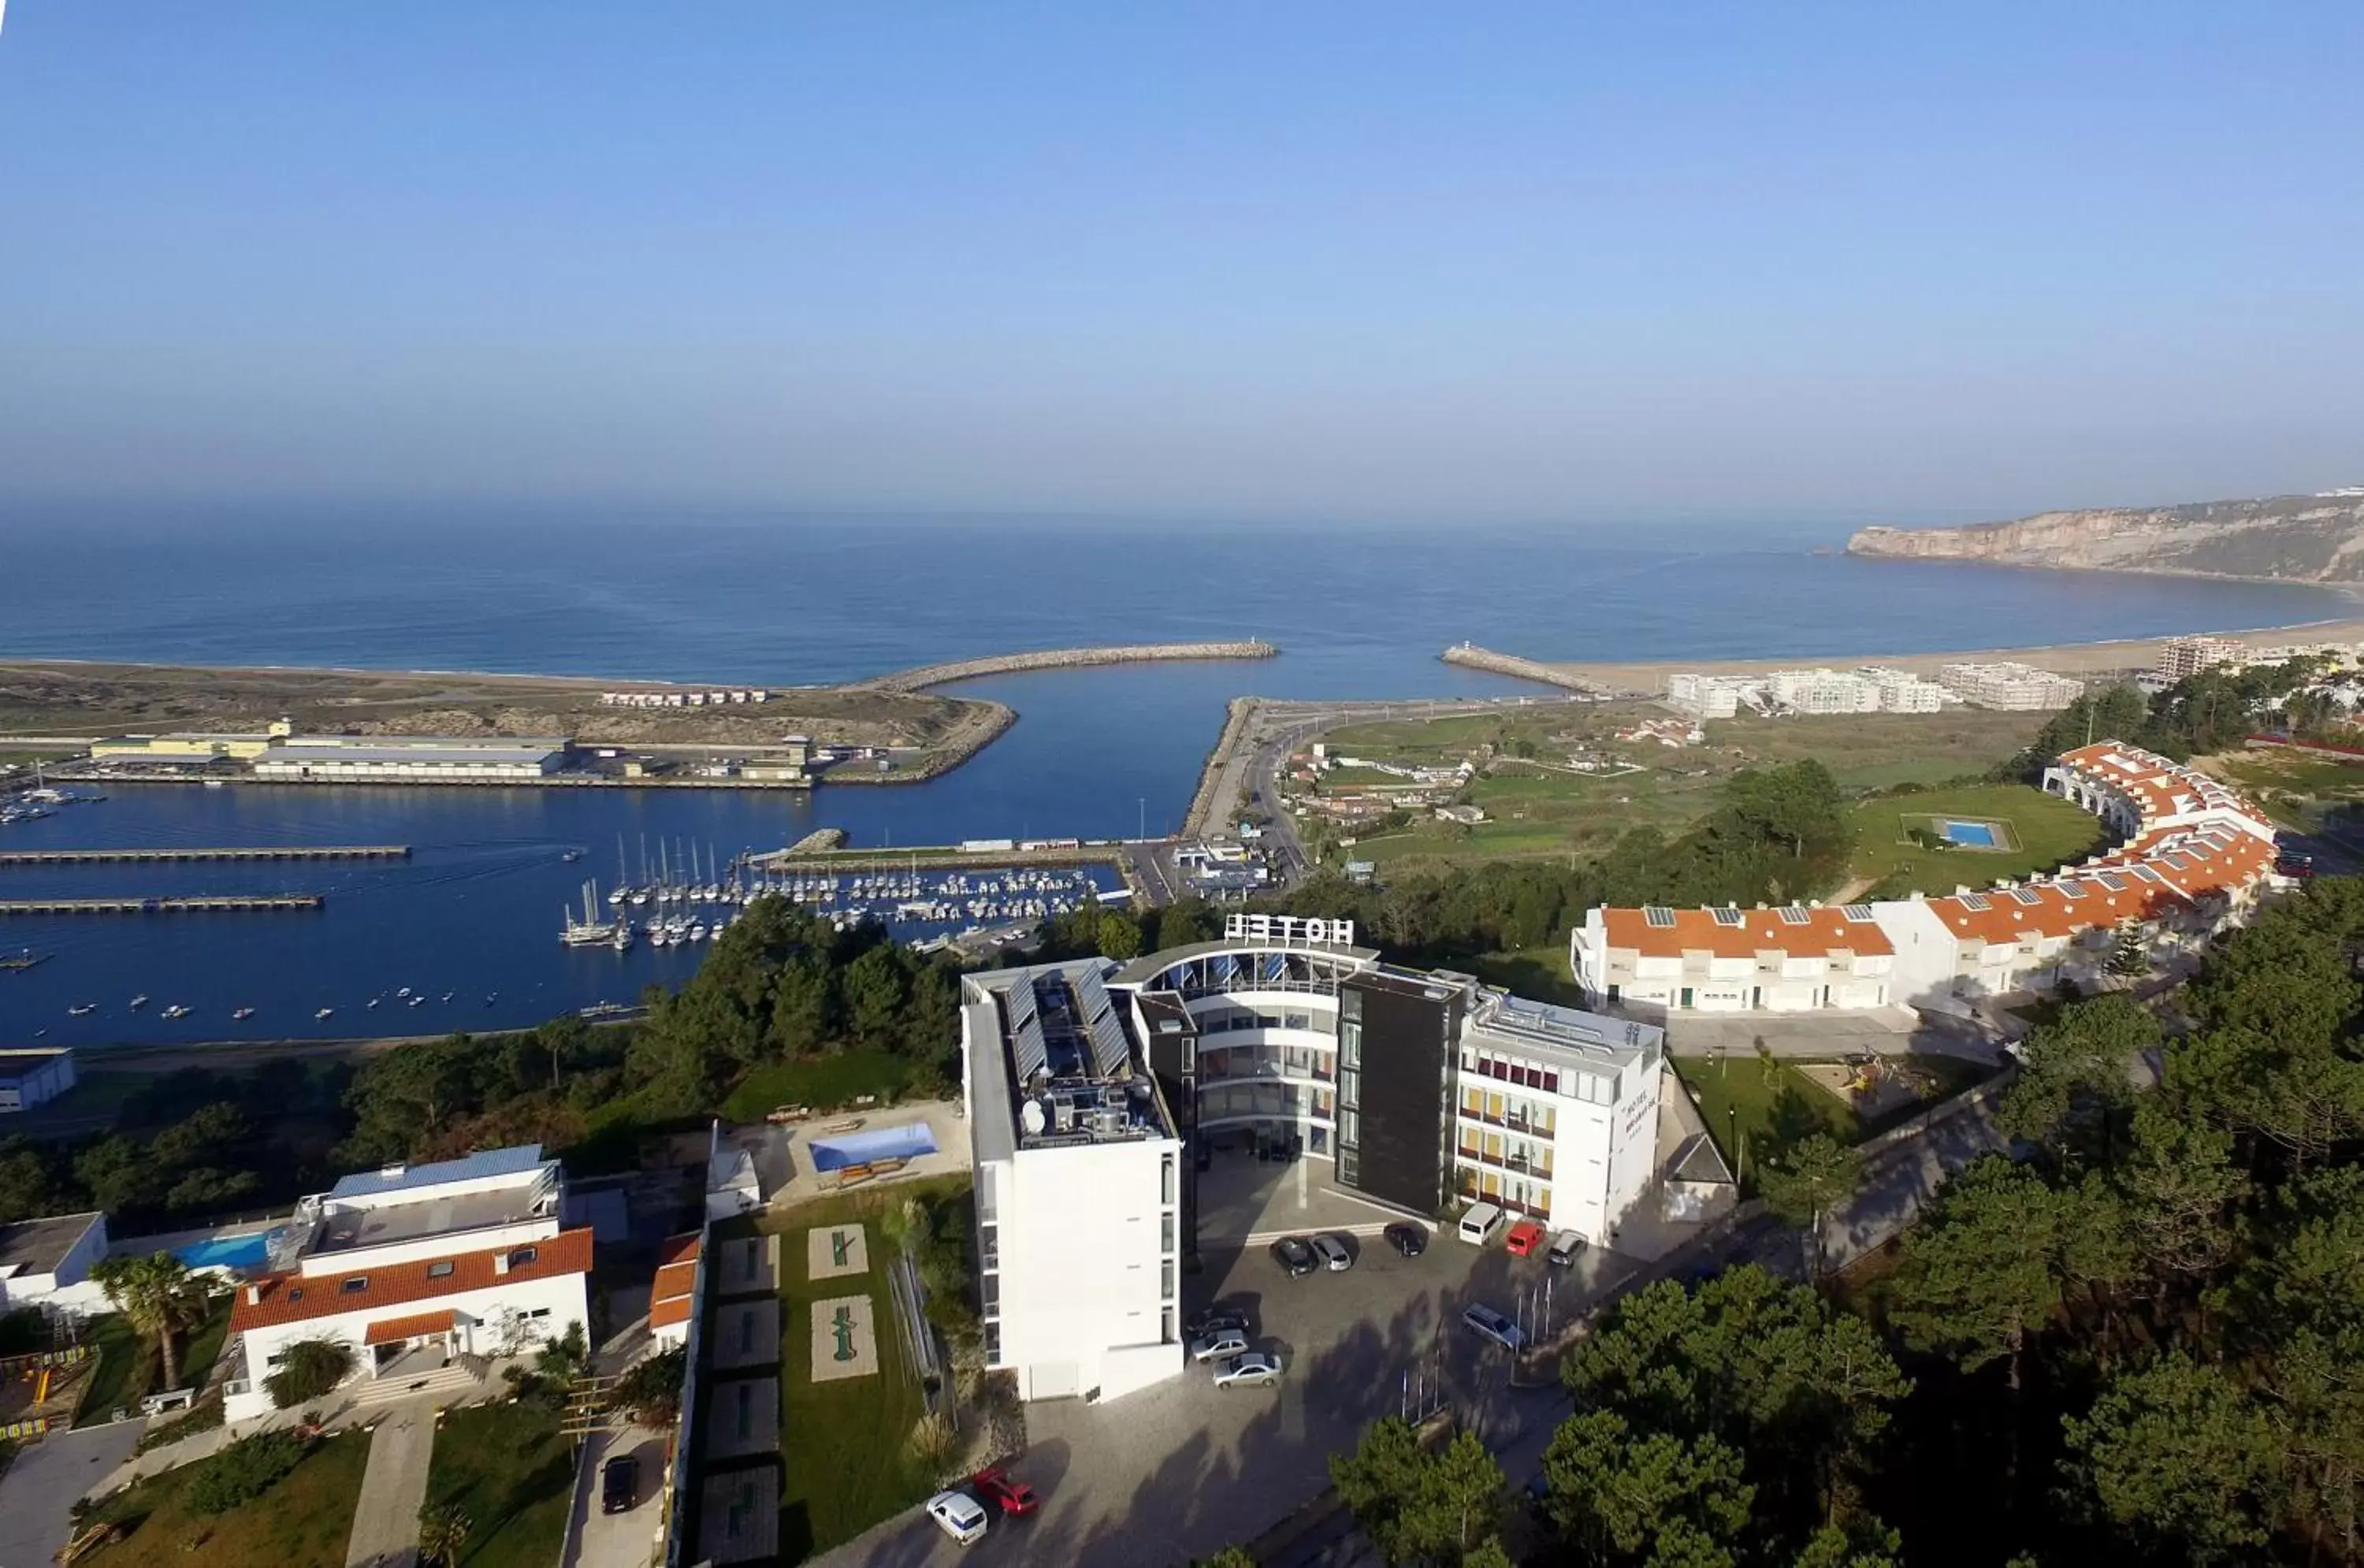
963;918;1664;1403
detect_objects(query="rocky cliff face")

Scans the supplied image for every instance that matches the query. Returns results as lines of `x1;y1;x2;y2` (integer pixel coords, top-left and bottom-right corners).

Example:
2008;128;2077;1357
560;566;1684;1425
1848;492;2364;581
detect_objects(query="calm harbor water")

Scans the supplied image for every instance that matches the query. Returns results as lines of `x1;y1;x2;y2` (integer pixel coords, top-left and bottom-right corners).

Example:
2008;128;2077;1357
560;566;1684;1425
0;509;2351;1047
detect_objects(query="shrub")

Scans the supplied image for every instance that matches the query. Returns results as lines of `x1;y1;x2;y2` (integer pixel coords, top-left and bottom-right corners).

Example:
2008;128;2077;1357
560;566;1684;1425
265;1338;354;1410
185;1429;306;1515
608;1347;687;1428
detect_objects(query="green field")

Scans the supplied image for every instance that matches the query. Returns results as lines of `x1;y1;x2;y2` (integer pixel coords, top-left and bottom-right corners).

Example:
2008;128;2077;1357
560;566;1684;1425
1674;1054;1992;1191
424;1403;577;1568
734;1175;971;1562
2209;748;2364;831
719;1050;922;1123
1846;784;2107;896
1313;704;2054;875
86;1430;370;1568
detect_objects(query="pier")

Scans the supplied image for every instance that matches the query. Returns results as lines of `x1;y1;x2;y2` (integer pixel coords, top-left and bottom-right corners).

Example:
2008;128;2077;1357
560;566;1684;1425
857;639;1278;693
0;845;407;866
0;894;324;915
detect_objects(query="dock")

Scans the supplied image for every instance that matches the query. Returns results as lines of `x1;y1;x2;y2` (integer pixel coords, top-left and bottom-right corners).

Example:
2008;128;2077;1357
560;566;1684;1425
0;894;325;915
0;845;407;866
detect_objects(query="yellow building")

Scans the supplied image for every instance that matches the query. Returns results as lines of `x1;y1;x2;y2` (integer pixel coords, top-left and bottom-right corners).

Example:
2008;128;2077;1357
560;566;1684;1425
91;728;278;760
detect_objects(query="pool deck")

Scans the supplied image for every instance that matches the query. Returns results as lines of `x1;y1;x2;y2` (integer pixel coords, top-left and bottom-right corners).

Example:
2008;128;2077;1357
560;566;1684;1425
726;1100;971;1210
111;1216;288;1275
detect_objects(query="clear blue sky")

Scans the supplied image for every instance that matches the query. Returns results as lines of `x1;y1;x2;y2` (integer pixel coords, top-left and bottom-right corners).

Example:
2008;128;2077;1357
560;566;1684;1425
2;3;2360;525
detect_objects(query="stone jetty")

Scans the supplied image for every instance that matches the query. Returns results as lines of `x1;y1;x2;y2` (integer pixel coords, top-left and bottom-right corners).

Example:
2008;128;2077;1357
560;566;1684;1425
858;640;1277;693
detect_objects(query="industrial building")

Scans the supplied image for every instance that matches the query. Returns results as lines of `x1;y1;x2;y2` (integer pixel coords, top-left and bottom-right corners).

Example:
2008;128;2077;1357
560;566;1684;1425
224;1144;592;1421
962;920;1667;1403
1936;662;2085;710
251;736;570;782
1572;742;2279;1013
0;1047;76;1113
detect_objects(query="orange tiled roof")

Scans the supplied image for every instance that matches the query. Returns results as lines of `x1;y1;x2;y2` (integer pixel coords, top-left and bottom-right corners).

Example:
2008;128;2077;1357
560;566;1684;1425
1600;903;1892;961
649;1295;693;1330
657;1232;702;1269
363;1308;457;1347
229;1228;593;1333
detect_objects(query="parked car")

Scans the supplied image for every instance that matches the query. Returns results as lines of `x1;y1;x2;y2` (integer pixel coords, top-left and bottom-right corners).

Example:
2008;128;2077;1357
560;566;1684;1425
1310;1234;1353;1272
1547;1232;1586;1268
1212;1352;1283;1390
1504;1220;1546;1257
1187;1306;1251;1339
926;1490;991;1545
1190;1328;1252;1364
1270;1235;1317;1277
601;1454;638;1514
1384;1222;1429;1258
1463;1302;1526;1352
968;1466;1039;1518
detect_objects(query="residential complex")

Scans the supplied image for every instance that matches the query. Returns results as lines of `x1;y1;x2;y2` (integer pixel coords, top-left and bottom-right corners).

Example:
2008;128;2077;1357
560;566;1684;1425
1663;666;1948;719
1935;661;2086;710
1571;741;2279;1013
964;919;1667;1403
223;1145;592;1421
2157;634;2243;682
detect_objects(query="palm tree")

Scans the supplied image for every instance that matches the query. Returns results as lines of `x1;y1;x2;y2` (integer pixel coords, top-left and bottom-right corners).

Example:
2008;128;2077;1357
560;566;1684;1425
416;1502;471;1567
89;1251;209;1391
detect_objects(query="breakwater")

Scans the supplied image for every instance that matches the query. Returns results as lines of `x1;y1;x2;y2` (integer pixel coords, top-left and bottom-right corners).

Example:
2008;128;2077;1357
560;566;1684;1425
0;845;407;866
1439;642;1611;694
859;640;1279;693
1182;697;1259;838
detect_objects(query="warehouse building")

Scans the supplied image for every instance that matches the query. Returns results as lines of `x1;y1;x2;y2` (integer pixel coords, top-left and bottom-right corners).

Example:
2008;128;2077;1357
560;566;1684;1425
0;1047;76;1113
252;736;571;782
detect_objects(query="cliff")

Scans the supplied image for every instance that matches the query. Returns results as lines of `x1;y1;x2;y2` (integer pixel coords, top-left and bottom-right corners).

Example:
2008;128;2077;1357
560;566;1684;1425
1846;491;2364;582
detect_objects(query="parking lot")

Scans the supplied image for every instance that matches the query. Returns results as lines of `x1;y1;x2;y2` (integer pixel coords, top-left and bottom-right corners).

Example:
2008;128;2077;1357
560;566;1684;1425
816;1221;1629;1568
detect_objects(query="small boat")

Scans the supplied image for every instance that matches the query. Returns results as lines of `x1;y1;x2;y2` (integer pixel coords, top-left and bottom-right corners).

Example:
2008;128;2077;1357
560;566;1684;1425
441;990;455;1003
396;987;411;998
563;849;585;863
366;996;381;1009
128;994;149;1009
315;1006;334;1020
161;1004;191;1020
408;994;426;1006
68;1002;95;1016
232;1006;256;1020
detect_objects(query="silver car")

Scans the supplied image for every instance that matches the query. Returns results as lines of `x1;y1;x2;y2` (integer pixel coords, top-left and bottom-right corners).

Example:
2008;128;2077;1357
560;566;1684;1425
1212;1352;1282;1390
1462;1302;1526;1352
1188;1328;1251;1364
1310;1234;1353;1272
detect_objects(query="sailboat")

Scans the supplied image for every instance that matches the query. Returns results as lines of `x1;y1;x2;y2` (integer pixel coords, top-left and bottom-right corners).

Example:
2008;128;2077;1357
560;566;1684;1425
559;879;618;946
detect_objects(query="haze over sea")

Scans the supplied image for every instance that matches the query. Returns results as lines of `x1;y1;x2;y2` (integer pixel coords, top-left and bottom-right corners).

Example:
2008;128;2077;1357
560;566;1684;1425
0;509;2348;1048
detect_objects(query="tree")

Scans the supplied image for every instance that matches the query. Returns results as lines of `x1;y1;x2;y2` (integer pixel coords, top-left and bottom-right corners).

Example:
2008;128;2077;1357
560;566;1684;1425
90;1251;209;1392
1543;1410;1753;1566
1890;1157;2073;1392
2106;922;2150;979
1095;911;1143;961
609;1347;687;1428
1998;993;2154;1159
417;1502;473;1568
1330;1418;1504;1566
2063;1356;2280;1565
838;946;909;1049
1757;1134;1861;1284
1792;1520;1902;1568
265;1338;355;1409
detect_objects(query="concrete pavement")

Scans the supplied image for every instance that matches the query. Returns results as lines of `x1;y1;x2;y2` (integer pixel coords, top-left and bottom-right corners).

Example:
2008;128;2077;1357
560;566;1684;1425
562;1426;667;1568
345;1402;437;1568
0;1424;143;1568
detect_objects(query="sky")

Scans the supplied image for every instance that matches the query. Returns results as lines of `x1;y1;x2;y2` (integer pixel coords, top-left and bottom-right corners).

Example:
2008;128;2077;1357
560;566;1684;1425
2;3;2361;526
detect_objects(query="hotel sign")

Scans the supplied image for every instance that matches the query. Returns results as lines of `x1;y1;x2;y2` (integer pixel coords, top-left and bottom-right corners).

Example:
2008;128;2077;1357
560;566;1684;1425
1225;913;1356;949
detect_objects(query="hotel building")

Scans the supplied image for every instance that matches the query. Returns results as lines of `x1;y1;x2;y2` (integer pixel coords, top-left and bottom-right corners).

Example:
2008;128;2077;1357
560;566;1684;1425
1937;662;2086;711
964;920;1665;1403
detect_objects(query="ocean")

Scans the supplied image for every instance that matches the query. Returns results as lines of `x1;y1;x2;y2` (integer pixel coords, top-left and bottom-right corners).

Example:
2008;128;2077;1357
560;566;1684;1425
0;508;2349;1047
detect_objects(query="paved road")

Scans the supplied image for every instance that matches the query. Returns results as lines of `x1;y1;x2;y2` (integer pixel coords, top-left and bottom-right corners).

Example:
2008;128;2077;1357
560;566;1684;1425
562;1426;667;1568
0;1424;143;1568
346;1403;437;1568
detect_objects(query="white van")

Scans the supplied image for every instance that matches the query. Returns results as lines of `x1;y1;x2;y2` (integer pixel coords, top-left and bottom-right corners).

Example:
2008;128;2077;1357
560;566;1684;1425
1457;1201;1506;1247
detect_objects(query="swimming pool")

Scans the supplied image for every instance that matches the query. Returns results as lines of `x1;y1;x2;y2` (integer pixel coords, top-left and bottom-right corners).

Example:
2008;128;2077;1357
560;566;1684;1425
1942;820;1999;848
173;1227;284;1272
808;1123;939;1172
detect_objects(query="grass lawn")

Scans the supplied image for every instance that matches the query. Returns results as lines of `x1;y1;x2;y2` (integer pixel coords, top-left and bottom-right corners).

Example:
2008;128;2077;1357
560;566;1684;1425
1846;783;2107;896
424;1401;578;1568
1468;946;1588;1009
1674;1053;1994;1191
74;1295;235;1428
719;1050;922;1124
1710;709;2051;790
84;1429;370;1568
743;1174;969;1562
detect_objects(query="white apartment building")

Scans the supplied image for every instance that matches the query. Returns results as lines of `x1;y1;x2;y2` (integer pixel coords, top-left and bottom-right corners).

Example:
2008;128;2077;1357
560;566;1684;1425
1765;668;1883;714
1450;990;1663;1240
224;1145;592;1421
1860;667;1949;713
1666;673;1745;720
963;961;1186;1404
1573;902;1896;1014
2158;635;2242;682
1937;662;2085;711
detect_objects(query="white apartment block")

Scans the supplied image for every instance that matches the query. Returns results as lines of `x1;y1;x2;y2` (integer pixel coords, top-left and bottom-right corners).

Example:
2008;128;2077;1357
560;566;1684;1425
1937;662;2085;711
1860;667;1949;713
2158;635;2242;682
1665;673;1745;720
1765;668;1883;714
224;1146;590;1421
963;961;1186;1405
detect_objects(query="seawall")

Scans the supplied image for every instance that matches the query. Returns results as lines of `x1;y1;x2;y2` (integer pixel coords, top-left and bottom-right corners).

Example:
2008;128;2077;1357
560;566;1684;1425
1181;697;1260;838
858;640;1278;693
1439;643;1608;694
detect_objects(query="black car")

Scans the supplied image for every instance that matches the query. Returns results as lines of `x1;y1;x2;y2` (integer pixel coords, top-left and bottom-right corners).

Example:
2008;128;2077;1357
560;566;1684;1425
602;1454;639;1514
1384;1223;1429;1258
1187;1306;1251;1339
1269;1236;1317;1277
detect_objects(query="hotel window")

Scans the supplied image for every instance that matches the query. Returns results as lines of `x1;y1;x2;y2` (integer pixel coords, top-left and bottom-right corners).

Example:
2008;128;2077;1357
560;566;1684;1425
1161;1261;1176;1301
1337;1108;1359;1148
1340;1020;1361;1069
1162;1154;1176;1205
1162;1213;1176;1252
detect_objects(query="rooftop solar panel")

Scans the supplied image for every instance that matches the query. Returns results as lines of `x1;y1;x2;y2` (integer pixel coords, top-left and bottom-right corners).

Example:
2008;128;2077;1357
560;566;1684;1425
1074;966;1132;1077
1960;892;1991;911
1644;907;1676;927
1778;906;1812;925
1842;904;1876;922
1008;978;1047;1083
2006;887;2042;906
1712;908;1745;927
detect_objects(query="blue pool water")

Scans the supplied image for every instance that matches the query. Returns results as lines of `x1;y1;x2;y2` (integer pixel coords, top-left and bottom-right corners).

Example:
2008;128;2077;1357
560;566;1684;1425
809;1123;939;1172
1942;820;1999;847
173;1228;284;1271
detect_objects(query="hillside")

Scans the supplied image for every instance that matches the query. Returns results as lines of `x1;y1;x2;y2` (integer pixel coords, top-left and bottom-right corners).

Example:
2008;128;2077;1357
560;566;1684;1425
1847;489;2364;581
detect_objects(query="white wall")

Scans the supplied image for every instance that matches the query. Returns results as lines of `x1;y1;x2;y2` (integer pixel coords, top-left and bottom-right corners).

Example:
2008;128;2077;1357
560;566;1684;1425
993;1136;1182;1404
297;1217;559;1277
